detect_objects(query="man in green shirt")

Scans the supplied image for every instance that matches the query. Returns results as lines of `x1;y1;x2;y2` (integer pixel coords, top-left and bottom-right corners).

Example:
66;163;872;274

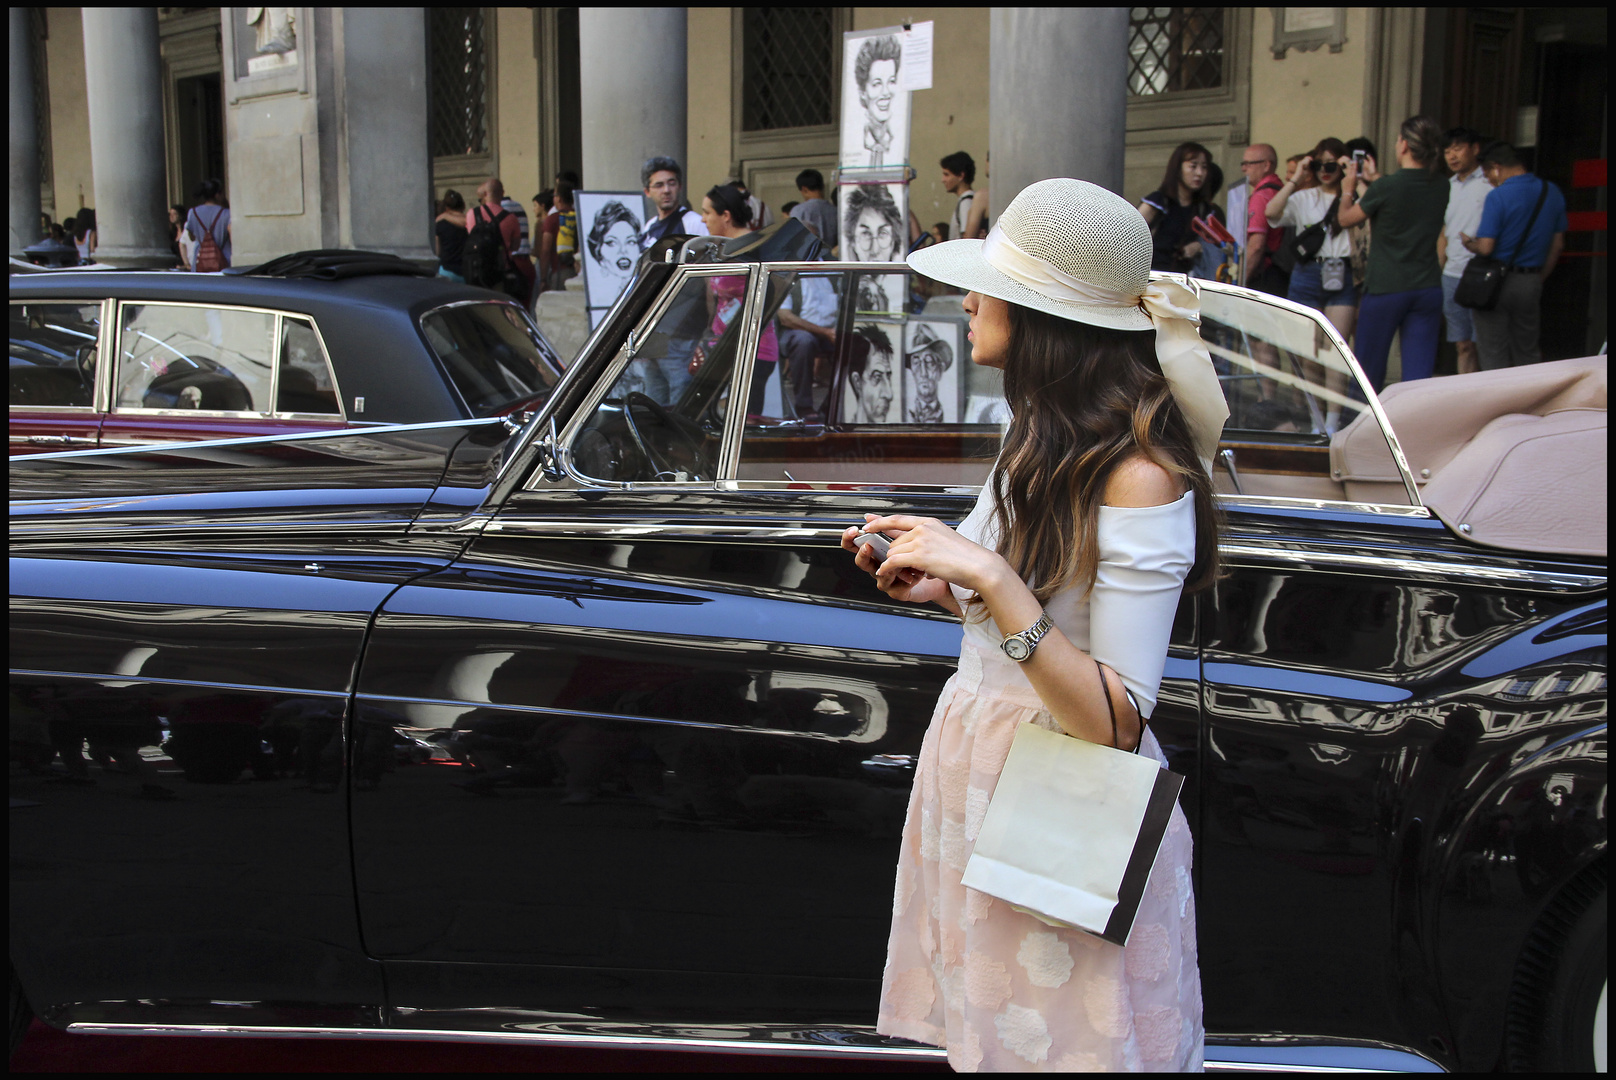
1337;116;1449;391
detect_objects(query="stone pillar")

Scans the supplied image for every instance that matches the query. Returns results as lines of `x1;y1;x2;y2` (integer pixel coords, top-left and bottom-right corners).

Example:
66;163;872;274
579;8;687;193
82;8;171;266
333;8;434;261
989;8;1129;216
10;7;42;253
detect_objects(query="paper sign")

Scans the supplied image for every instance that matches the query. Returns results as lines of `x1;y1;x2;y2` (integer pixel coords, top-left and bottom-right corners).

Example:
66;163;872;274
899;21;933;91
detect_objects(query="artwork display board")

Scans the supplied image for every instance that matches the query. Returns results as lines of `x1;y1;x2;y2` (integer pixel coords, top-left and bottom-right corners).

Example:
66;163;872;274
577;191;647;326
840;28;912;171
902;319;961;424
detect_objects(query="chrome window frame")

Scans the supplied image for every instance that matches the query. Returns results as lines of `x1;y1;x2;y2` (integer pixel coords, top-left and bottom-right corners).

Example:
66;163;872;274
1192;277;1424;509
538;264;754;491
416;298;567;420
522;261;1426;517
6;297;114;415
105;299;349;423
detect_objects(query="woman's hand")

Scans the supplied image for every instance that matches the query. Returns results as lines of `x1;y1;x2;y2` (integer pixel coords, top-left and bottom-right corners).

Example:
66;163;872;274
1289;155;1313;185
1359;154;1380;183
858;514;1009;597
842;518;939;604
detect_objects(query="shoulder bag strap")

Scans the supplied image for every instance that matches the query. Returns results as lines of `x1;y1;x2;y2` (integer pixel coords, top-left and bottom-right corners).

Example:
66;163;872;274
1505;179;1551;269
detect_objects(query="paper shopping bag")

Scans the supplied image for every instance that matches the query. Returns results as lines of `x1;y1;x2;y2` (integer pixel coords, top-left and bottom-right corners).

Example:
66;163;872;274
961;722;1184;947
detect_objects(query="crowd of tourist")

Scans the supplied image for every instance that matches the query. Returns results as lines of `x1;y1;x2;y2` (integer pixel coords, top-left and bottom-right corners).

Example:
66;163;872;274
1146;116;1569;392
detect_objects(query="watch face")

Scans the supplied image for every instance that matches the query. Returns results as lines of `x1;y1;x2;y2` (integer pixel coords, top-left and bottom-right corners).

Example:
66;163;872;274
1004;637;1030;661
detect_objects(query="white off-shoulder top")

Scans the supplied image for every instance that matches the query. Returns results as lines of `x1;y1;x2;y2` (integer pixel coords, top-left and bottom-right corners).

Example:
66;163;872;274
947;481;1197;719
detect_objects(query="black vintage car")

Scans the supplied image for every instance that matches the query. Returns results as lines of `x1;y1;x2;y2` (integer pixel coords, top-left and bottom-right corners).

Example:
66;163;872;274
9;251;564;455
9;221;1607;1071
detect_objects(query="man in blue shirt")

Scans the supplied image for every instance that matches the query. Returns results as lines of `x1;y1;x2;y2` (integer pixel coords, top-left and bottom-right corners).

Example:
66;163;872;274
1460;142;1567;370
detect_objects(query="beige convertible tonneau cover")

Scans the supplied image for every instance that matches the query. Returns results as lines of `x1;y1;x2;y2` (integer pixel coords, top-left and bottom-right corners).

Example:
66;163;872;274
1334;355;1606;557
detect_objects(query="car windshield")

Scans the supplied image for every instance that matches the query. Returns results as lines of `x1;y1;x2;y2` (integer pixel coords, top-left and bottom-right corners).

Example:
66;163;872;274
420;302;562;417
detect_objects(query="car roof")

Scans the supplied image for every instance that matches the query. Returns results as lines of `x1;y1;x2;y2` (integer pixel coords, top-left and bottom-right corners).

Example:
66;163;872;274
9;270;526;425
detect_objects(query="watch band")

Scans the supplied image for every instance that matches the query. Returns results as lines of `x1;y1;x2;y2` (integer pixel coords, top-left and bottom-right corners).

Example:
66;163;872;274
1001;610;1053;662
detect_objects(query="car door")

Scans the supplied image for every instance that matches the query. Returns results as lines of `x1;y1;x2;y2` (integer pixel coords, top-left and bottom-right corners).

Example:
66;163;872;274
8;422;485;1029
349;263;1199;1032
9;298;107;453
97;300;351;449
1185;281;1605;1064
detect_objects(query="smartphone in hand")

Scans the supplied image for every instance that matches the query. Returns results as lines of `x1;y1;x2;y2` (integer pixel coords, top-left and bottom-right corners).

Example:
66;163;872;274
852;531;891;563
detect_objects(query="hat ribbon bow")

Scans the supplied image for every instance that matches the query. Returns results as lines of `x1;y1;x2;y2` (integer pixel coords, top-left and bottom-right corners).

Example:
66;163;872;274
980;226;1230;470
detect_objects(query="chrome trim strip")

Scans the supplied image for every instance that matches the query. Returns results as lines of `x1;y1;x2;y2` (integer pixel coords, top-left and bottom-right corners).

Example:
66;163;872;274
1221;540;1606;590
57;1023;1445;1071
8;668;349;699
11;415;501;461
64;1023;945;1061
1192;277;1424;507
478;518;1605;591
1219;493;1430;517
5;406;99;415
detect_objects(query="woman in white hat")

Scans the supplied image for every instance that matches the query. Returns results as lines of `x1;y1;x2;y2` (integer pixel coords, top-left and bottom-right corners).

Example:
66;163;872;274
843;178;1227;1071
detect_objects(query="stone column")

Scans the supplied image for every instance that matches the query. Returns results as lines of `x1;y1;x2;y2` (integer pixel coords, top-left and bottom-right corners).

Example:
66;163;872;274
335;8;434;262
578;8;687;193
10;7;42;253
82;8;170;266
989;8;1130;215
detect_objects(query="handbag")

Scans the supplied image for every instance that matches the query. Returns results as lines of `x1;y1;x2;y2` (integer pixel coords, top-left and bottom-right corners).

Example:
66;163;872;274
961;665;1185;947
1287;195;1340;267
1456;178;1549;311
1320;256;1348;293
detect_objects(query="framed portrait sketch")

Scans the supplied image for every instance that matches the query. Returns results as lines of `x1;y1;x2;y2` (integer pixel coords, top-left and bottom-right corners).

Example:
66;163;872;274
577;191;647;323
841;321;904;425
845;184;908;318
902;320;961;424
840;28;911;171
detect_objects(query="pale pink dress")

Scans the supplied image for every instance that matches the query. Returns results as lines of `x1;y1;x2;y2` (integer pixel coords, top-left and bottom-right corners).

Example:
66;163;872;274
876;484;1204;1072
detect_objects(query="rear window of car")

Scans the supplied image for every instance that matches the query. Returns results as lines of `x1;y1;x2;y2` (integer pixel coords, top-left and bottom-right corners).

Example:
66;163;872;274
419;302;562;417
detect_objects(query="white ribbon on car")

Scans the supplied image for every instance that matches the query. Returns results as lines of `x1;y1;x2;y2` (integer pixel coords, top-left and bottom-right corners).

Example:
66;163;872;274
981;226;1230;471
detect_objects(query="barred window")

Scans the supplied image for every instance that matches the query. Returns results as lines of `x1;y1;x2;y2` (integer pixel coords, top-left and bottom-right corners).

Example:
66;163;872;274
1129;8;1224;96
429;8;489;157
743;8;834;131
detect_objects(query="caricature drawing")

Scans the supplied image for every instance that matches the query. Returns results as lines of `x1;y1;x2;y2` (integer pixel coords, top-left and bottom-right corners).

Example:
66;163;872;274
843;324;897;424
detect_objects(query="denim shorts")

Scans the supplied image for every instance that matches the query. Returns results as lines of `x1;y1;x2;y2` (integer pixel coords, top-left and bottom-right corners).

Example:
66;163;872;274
1287;261;1359;311
1440;273;1474;342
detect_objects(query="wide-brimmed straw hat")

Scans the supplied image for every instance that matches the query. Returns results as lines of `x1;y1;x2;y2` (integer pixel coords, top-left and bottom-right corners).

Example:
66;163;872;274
909;178;1154;332
909;177;1230;469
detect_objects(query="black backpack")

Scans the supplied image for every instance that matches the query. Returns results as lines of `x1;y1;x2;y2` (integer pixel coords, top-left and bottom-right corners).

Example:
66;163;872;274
462;207;511;288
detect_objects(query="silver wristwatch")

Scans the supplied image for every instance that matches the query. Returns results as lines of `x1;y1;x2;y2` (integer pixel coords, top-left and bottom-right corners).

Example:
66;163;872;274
1001;610;1053;662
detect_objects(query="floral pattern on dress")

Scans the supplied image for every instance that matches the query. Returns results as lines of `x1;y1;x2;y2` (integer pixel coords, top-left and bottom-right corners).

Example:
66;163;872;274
876;642;1204;1072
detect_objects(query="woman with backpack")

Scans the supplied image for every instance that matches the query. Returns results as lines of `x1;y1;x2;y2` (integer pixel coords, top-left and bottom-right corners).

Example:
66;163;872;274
185;179;232;273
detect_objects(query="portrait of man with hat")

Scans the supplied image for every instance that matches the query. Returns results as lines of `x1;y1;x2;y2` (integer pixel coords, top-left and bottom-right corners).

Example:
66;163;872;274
903;321;958;423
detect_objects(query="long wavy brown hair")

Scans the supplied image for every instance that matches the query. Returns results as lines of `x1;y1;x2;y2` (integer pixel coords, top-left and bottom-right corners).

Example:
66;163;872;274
975;304;1222;612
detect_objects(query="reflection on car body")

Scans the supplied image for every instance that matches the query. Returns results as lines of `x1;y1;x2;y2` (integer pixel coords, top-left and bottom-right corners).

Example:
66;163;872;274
8;219;1606;1073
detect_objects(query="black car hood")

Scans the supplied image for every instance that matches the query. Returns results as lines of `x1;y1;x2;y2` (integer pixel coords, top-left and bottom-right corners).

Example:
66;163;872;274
9;420;507;537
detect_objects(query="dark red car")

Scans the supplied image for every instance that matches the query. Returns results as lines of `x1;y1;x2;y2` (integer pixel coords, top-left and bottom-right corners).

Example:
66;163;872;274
9;252;564;455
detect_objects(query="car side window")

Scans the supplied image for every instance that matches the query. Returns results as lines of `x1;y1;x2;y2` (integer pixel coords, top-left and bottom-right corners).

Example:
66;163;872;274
10;302;101;409
116;304;276;413
567;271;742;484
1198;284;1413;506
277;317;341;416
735;268;1002;489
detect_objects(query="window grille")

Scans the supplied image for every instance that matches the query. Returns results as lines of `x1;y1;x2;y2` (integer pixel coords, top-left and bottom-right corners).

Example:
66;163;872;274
429;8;489;157
742;8;834;131
1129;8;1224;96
